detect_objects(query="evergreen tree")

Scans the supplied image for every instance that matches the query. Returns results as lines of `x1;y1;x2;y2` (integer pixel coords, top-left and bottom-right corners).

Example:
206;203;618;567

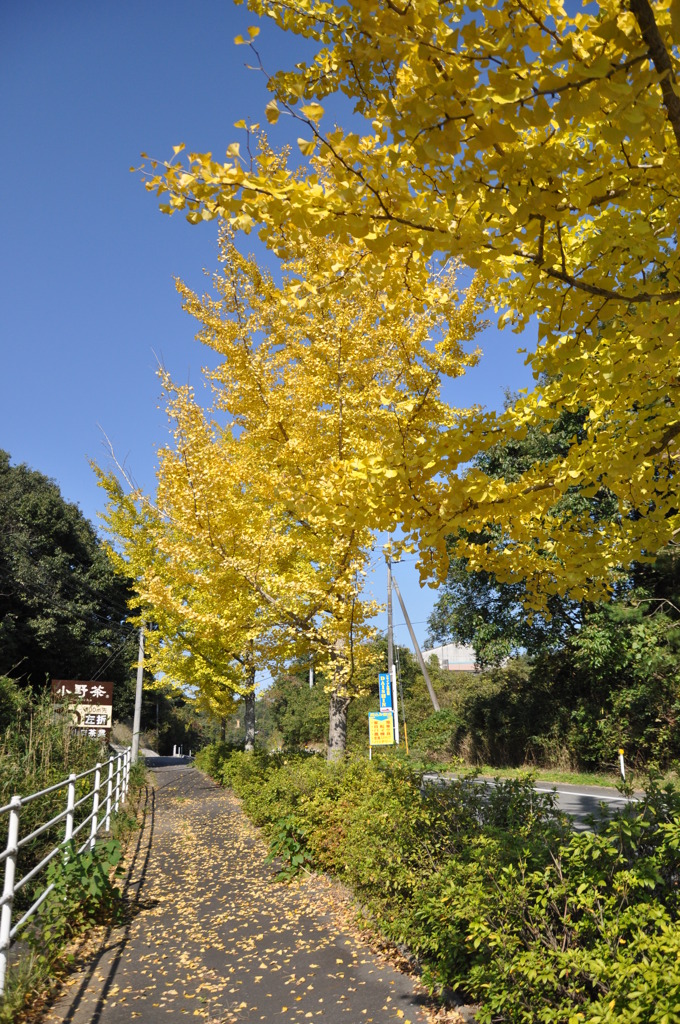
0;451;136;705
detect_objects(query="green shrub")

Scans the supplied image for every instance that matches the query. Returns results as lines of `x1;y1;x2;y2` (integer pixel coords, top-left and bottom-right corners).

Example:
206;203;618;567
196;741;680;1024
29;839;124;964
265;817;314;881
408;708;461;760
194;739;242;780
461;811;680;1023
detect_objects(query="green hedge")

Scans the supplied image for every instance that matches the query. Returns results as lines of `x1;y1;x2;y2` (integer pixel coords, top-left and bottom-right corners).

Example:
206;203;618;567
194;745;680;1024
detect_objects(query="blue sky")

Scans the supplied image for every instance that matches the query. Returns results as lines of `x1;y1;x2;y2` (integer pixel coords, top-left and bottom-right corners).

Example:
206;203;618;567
2;0;535;651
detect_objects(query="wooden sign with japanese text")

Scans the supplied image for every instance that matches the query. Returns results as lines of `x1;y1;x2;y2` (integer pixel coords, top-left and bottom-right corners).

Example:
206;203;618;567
51;680;113;739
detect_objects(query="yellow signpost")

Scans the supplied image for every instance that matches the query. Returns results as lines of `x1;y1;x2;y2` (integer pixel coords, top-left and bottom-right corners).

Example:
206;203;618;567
368;711;395;748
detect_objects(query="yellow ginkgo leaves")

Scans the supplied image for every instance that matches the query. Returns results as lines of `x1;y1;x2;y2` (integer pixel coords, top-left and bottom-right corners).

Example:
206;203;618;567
98;230;483;751
142;0;680;604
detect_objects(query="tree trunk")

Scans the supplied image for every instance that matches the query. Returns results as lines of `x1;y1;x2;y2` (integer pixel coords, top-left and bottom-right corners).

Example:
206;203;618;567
328;693;350;761
244;688;256;753
220;716;226;742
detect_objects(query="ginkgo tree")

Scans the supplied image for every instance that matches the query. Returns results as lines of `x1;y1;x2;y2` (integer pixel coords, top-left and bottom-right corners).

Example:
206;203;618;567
98;387;378;756
98;229;484;754
96;449;267;751
143;0;680;606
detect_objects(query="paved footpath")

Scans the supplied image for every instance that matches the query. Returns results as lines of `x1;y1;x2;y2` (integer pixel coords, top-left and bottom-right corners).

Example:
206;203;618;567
43;760;436;1024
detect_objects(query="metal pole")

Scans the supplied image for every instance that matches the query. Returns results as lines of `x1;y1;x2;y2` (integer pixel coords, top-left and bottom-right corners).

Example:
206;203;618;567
122;749;130;804
390;664;400;745
90;764;102;850
391;575;441;712
387;557;394;686
105;756;114;832
0;797;21;997
131;626;144;764
387;557;400;745
114;753;122;813
65;774;76;843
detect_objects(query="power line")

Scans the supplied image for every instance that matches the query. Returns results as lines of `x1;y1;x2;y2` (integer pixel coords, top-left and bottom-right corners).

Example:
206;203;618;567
4;573;136;637
90;632;138;682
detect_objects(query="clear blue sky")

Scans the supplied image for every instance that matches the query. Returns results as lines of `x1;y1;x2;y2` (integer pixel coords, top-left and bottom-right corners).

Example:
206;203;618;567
2;0;535;650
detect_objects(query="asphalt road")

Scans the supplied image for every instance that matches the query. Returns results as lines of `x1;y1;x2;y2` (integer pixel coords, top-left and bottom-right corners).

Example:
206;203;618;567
425;772;640;831
531;779;638;830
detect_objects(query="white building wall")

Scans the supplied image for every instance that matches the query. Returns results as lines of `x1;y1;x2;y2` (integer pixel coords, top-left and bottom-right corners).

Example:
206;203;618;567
422;642;477;672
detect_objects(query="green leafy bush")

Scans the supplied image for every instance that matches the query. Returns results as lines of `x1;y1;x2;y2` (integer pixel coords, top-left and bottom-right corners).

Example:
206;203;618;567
30;839;124;963
194;740;242;780
265;817;313;881
408;708;461;760
197;742;680;1024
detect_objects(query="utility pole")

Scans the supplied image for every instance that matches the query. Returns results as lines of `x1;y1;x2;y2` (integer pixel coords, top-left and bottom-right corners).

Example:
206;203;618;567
131;625;144;763
391;576;441;712
386;556;399;744
309;656;314;689
386;556;394;685
396;645;409;755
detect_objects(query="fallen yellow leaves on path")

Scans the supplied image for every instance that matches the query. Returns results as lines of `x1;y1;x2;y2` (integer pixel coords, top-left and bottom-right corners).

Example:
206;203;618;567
35;763;467;1024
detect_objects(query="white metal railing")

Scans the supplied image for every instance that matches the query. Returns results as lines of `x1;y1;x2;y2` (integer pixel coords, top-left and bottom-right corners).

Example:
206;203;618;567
0;747;132;996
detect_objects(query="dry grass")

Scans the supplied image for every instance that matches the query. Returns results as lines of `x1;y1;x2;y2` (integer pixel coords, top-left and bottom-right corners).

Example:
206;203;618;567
110;719;157;752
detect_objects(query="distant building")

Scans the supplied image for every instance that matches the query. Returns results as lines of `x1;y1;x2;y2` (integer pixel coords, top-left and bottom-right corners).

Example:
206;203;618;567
422;642;477;672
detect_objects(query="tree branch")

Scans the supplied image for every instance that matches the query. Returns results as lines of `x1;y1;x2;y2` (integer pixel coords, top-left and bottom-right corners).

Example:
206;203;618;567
629;0;680;150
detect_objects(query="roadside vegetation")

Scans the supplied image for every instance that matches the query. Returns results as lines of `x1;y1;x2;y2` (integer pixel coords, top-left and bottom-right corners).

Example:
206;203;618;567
0;678;146;1024
0;676;108;905
218;630;679;786
196;746;680;1024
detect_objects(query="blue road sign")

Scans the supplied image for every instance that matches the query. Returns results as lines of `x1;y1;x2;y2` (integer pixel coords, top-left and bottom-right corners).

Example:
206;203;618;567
378;672;393;711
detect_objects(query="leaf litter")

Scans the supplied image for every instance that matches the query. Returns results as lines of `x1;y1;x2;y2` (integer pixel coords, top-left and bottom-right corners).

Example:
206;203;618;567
31;763;468;1024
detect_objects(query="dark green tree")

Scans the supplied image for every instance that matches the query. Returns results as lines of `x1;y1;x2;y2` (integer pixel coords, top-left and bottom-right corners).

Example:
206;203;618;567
557;550;680;768
0;451;137;707
427;405;618;666
426;558;581;667
426;408;680;769
265;664;330;749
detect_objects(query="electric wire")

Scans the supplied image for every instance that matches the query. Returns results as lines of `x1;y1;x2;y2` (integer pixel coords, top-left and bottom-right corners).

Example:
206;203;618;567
90;631;139;682
4;573;137;638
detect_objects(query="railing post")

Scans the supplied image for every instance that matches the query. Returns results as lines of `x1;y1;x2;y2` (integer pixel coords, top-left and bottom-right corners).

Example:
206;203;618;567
89;763;102;850
114;753;122;813
105;756;114;832
122;748;130;804
64;773;76;844
0;797;21;997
